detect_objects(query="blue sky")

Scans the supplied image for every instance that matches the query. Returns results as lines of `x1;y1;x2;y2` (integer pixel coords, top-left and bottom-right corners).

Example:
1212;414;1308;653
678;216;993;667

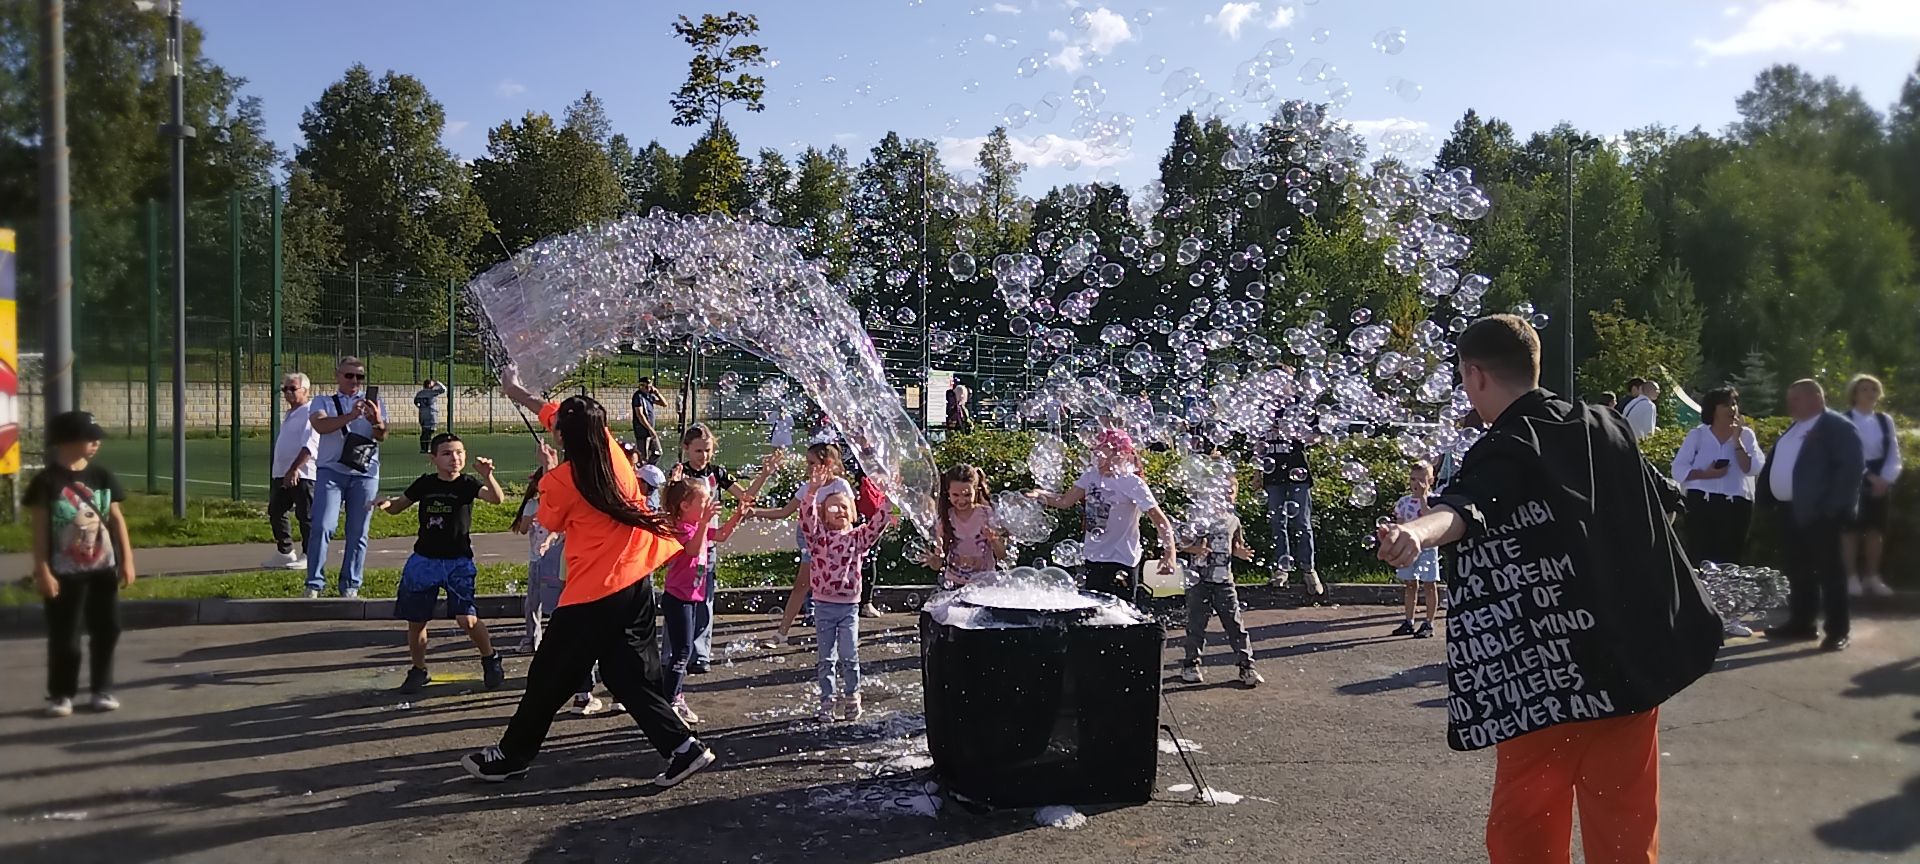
190;0;1920;192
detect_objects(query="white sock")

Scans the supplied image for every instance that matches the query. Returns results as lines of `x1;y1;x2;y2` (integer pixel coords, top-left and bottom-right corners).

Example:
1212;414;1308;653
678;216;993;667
674;738;697;755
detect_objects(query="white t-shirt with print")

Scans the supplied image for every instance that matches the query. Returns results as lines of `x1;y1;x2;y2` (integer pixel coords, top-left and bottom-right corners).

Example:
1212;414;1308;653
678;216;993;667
1074;467;1160;567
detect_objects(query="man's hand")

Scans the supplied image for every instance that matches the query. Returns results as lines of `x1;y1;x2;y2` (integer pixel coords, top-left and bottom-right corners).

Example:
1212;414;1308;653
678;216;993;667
33;569;58;600
282;468;301;488
1868;475;1891;497
1376;523;1422;569
360;398;384;426
474;456;496;478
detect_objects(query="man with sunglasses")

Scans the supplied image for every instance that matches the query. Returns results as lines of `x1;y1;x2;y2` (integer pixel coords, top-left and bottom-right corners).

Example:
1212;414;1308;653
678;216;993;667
306;357;389;598
264;373;320;570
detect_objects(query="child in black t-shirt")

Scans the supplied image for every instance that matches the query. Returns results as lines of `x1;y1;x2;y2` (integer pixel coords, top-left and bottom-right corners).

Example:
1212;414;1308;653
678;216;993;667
378;433;507;695
27;412;137;717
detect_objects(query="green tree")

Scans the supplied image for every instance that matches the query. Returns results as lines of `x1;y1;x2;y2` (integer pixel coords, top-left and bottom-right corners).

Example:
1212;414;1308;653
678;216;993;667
1730;348;1781;416
286;64;489;323
471;110;625;254
1887;60;1920;263
960;127;1031;256
626;140;684;214
668;12;769;129
746;147;794;219
562;90;613;148
1731;63;1886;185
849;132;952;308
783;145;854;277
1578;304;1696;400
1435;109;1519;185
678;119;747;215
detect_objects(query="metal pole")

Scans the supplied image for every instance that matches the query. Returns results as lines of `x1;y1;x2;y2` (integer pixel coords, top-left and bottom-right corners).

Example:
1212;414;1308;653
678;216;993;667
1564;145;1575;398
353;261;361;359
446;278;455;434
917;150;930;430
269;185;282;450
228;190;241;499
166;0;195;518
146;198;159;494
37;0;74;419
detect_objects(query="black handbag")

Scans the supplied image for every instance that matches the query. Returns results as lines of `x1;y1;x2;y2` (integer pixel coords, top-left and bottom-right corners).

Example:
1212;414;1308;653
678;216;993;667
332;395;379;473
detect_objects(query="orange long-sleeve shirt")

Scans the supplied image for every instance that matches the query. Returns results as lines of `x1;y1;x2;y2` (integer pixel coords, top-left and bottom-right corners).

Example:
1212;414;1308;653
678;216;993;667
534;402;682;606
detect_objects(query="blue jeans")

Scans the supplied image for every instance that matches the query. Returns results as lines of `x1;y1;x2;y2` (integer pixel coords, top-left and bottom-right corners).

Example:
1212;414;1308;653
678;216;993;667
691;567;717;665
306;466;378;593
660;594;697;701
814;600;860;701
1264;481;1316;572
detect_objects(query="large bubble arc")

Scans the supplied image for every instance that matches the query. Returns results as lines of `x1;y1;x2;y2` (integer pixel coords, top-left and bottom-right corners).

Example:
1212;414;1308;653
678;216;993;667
465;210;940;538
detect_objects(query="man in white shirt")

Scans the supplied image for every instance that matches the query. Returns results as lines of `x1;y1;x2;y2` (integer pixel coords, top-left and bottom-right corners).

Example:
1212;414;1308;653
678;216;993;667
265;373;321;569
1758;379;1866;651
1620;377;1659;442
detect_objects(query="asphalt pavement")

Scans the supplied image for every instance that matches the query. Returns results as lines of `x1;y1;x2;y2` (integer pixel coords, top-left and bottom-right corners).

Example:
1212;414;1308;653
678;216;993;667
0;604;1914;863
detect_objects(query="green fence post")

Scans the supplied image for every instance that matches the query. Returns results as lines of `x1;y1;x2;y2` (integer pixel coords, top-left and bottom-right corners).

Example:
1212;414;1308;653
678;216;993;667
228;191;242;499
145;198;159;495
446;278;455;435
269;185;283;453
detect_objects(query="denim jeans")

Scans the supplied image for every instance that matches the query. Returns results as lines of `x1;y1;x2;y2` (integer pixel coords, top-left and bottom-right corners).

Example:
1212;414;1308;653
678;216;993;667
660;594;697;701
691;567;717;665
1264;481;1315;572
306;466;379;593
814;600;860;701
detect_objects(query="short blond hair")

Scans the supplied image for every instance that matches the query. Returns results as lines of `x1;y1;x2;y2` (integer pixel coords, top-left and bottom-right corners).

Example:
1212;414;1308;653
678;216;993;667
1847;373;1884;405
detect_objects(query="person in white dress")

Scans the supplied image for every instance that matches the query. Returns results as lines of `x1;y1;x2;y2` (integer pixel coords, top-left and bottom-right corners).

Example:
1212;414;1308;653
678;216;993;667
1840;374;1901;598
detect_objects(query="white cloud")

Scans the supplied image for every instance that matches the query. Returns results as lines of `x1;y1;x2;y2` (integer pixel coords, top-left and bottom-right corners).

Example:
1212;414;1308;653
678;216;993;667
937;133;1132;170
495;79;526;99
1693;0;1920;58
1723;4;1744;16
445;120;471;137
1344;117;1431;138
1205;2;1292;40
1047;7;1136;72
991;2;1021;13
984;33;999;44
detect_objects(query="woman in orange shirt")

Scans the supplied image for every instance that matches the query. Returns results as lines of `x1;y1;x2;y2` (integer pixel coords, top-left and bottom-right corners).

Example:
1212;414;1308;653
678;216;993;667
459;369;715;789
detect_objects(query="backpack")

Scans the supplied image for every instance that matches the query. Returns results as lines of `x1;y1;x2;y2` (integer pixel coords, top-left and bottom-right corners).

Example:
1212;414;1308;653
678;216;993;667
856;474;886;520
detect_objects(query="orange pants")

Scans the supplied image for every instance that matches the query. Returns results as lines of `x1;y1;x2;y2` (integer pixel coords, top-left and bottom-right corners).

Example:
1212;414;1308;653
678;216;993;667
1486;708;1661;864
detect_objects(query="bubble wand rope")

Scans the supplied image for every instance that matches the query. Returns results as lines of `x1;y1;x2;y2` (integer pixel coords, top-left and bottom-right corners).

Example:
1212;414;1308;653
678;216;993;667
1159;691;1216;806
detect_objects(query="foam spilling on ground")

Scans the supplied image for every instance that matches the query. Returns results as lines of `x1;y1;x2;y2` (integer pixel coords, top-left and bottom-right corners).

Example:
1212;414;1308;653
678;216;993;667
1035;805;1088;829
924;568;1154;629
1167;783;1245;805
1158;737;1204;754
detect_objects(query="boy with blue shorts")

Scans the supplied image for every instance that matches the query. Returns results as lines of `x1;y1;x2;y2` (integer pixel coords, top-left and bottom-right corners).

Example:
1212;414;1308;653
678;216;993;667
380;433;508;694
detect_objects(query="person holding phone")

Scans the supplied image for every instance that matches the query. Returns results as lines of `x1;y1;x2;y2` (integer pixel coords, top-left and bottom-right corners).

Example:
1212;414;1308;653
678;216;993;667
1670;386;1765;633
306;356;388;599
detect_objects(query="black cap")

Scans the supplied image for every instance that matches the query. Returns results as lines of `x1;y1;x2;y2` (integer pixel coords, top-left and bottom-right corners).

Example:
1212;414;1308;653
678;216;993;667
48;411;106;446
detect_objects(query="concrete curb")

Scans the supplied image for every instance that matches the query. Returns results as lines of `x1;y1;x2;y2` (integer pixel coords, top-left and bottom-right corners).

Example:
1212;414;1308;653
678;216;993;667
4;583;1915;633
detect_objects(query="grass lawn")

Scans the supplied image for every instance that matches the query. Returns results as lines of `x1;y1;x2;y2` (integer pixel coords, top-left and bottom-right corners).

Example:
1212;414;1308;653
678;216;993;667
0;493;523;553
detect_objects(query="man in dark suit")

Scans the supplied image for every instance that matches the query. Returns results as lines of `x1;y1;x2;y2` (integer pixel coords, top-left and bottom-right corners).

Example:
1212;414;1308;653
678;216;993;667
1758;379;1866;650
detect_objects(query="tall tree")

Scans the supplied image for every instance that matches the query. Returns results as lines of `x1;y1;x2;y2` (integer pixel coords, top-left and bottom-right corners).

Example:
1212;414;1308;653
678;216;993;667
746;147;794;219
1887;60;1920;263
626;140;684;214
286;64;489;324
961;127;1032;258
849;133;953;310
678;119;747;215
1435;109;1519;185
471;110;625;254
562;90;613;148
784;145;854;277
1731;63;1886;186
669;12;769;129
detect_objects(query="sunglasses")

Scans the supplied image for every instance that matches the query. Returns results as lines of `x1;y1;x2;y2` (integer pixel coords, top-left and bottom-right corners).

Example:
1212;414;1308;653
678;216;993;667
280;385;302;392
341;372;366;380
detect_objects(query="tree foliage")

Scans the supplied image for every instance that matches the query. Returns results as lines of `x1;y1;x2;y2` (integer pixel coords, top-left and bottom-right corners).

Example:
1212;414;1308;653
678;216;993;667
668;12;768;129
471;107;624;255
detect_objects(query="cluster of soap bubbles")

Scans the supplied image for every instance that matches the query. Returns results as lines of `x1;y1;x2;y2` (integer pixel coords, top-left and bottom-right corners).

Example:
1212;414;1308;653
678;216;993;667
465;210;939;535
1698;563;1791;621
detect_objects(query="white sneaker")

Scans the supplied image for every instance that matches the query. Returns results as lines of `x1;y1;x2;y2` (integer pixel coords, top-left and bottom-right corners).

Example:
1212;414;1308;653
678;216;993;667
1847;575;1863;597
1304;570;1326;595
571;693;604;715
1238;667;1265;687
287;554;308;571
1864;575;1894;598
1268;571;1291;588
608;702;625;714
303;588;321;599
44;697;73;718
342;589;359;599
262;550;298;569
1180;665;1203;684
1724;621;1754;638
89;693;120;711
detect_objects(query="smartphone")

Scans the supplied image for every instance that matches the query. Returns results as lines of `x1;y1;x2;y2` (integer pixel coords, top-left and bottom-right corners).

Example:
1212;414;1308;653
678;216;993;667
1710;458;1730;469
366;385;381;404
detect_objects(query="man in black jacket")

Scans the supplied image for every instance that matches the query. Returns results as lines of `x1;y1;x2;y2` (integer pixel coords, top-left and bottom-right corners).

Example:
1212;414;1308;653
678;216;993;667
1377;315;1721;864
1758;379;1865;650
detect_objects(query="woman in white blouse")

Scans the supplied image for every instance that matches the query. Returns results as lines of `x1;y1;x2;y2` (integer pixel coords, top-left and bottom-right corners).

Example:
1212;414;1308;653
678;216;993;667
1671;387;1765;633
1842;374;1901;598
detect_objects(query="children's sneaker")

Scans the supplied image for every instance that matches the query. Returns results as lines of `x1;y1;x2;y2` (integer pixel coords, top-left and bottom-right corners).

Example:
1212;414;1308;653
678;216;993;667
460;746;529;782
571;693;604;715
1303;570;1326;595
398;666;431;694
860;602;883;619
1864;575;1894;598
841;693;864;722
1238;666;1265;687
1180;665;1203;684
1391;620;1417;636
342;588;360;599
1413;621;1434;639
817;699;837;723
303;588;321;599
262;550;299;569
1724;620;1755;638
1267;570;1291;588
609;701;626;714
482;654;506;690
44;697;73;718
89;692;120;712
673;697;702;725
517;638;537;655
687;660;711;675
652;741;716;788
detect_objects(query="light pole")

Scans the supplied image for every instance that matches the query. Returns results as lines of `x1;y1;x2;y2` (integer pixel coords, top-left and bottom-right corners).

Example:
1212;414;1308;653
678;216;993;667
1563;133;1600;398
37;0;73;421
136;0;195;517
909;148;930;430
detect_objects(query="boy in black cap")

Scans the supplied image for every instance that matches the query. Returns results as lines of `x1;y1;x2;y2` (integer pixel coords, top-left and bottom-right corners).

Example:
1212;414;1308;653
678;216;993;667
27;411;137;717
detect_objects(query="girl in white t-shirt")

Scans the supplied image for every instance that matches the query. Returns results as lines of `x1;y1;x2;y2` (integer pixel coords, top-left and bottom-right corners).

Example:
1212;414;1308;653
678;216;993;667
1389;461;1441;638
924;464;1005;589
513;467;565;655
1030;428;1179;599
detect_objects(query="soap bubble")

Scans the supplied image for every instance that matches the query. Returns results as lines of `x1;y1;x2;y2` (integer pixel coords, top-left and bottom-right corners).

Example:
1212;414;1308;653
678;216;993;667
1371;27;1407;54
991;490;1053;545
948;252;977;281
